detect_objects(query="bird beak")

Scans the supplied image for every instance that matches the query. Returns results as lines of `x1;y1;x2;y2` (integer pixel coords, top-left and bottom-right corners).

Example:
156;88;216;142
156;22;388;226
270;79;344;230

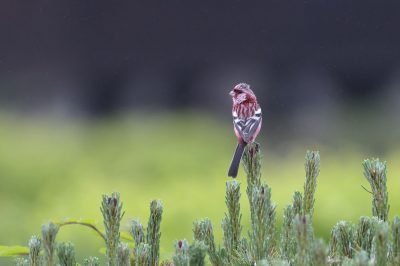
229;90;235;96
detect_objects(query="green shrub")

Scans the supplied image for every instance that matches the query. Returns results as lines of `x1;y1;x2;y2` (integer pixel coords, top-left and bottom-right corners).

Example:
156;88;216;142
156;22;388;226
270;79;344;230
3;144;399;265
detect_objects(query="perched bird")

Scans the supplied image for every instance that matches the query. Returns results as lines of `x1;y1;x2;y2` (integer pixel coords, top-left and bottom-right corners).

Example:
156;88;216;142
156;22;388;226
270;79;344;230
228;83;262;178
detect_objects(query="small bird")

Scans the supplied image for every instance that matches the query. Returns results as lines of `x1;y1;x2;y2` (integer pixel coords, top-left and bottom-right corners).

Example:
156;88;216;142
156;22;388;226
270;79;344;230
228;83;262;178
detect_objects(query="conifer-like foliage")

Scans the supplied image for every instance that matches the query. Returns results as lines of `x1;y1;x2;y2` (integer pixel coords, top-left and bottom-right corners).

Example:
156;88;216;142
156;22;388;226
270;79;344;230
28;236;42;266
56;242;76;266
41;222;59;266
84;257;100;266
5;144;400;265
101;192;124;266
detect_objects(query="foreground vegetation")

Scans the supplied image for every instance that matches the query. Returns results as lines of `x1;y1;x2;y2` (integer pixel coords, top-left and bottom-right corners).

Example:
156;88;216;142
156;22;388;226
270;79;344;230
2;140;399;265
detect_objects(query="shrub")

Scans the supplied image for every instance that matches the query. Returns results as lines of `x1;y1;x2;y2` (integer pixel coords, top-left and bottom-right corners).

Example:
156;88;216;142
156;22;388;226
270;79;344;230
2;143;399;265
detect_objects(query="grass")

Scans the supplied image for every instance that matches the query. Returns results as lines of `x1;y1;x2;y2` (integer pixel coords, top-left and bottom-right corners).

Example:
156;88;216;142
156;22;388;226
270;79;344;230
0;112;400;264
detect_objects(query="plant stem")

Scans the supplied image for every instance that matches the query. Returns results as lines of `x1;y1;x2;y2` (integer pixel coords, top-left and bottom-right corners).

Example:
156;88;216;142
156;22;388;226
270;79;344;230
354;216;378;253
294;215;313;266
58;221;106;242
222;180;242;260
303;151;320;217
28;235;42;266
101;192;124;266
57;242;76;266
193;219;221;266
374;221;388;266
41;222;59;266
188;240;207;266
329;221;354;260
392;216;400;263
146;200;163;266
135;243;150;266
249;184;276;260
280;205;296;263
362;158;389;221
116;242;131;266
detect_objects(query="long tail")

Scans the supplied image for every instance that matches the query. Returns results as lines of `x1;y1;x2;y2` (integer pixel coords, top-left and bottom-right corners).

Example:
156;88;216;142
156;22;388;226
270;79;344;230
228;142;246;178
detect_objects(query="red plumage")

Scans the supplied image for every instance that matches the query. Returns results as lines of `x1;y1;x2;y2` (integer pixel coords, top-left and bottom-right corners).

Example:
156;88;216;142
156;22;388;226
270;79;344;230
228;83;262;177
234;101;258;118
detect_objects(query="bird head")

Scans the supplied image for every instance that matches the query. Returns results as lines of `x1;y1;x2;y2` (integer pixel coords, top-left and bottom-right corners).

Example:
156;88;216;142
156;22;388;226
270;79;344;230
229;83;256;104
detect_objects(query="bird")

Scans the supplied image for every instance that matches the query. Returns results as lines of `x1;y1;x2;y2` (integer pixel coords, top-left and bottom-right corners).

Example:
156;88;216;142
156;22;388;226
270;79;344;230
228;83;262;178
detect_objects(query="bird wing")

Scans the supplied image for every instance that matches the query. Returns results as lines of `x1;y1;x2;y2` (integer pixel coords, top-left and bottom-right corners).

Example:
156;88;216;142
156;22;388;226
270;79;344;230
233;108;262;143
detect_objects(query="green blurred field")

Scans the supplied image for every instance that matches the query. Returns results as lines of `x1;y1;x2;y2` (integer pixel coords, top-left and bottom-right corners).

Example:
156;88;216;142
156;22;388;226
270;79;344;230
0;112;399;264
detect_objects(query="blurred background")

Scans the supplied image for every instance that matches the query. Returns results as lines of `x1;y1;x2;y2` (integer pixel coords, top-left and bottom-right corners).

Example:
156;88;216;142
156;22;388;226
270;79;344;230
1;0;400;264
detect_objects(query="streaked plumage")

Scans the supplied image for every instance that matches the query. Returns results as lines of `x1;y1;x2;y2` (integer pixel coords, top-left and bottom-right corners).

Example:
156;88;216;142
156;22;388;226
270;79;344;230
228;83;262;178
